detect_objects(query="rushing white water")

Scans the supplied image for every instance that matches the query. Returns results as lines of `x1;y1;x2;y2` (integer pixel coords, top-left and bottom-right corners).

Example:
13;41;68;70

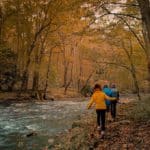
0;100;90;150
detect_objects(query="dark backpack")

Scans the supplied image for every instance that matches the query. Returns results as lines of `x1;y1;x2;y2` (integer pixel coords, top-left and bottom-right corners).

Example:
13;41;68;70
111;88;119;100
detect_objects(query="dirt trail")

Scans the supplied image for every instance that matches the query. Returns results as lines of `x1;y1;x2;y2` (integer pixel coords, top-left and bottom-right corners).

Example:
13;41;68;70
89;103;150;150
52;95;150;150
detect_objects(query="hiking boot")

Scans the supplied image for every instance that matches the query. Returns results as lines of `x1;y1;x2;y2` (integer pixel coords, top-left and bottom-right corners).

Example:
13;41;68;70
112;118;116;122
97;126;101;131
101;131;105;135
100;131;105;139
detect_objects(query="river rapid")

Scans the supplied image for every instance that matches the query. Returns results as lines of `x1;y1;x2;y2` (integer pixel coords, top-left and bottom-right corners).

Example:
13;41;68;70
0;99;90;150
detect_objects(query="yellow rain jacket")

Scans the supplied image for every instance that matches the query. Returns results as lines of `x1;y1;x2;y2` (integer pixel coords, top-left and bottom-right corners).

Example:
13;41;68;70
87;90;116;110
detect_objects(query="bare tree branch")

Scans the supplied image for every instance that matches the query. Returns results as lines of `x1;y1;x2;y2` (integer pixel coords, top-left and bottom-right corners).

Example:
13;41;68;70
108;12;141;20
109;2;139;7
101;6;146;52
95;60;132;72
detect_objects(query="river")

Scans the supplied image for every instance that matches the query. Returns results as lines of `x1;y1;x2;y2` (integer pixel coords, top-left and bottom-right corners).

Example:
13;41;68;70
0;99;89;150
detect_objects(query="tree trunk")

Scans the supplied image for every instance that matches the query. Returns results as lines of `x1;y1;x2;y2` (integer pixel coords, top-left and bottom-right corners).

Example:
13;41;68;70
21;69;29;91
32;70;39;91
137;0;150;80
0;6;3;45
80;72;93;92
16;0;21;76
63;63;68;87
62;50;69;88
77;53;83;92
32;29;50;97
122;40;141;100
32;46;40;92
32;70;40;100
21;35;41;91
20;54;31;91
44;48;53;99
130;64;141;100
64;63;73;95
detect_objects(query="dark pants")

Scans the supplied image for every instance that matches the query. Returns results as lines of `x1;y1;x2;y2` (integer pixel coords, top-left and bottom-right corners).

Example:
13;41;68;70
106;105;110;112
96;109;106;131
111;101;117;119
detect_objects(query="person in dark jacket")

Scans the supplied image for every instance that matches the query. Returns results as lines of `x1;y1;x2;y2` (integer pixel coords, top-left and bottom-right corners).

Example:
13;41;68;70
110;84;119;121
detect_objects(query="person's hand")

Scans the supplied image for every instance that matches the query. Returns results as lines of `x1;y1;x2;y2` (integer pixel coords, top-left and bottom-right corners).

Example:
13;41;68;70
112;97;116;100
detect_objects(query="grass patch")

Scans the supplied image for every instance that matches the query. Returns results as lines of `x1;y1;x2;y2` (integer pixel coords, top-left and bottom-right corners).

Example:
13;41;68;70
128;96;150;121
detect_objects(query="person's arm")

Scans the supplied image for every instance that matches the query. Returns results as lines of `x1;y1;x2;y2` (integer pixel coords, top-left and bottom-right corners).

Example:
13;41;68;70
87;96;94;109
104;94;116;101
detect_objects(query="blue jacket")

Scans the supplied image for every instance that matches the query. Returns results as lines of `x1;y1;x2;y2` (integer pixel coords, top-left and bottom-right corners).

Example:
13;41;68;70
103;88;112;106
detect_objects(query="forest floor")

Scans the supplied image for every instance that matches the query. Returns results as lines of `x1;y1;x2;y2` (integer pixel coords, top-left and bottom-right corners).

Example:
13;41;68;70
51;95;150;150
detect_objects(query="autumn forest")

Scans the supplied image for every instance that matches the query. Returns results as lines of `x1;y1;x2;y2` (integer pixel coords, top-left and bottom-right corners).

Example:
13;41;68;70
0;0;149;97
0;0;150;149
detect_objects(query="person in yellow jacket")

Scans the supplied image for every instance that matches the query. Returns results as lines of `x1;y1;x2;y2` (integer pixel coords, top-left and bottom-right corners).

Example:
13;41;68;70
87;84;116;138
